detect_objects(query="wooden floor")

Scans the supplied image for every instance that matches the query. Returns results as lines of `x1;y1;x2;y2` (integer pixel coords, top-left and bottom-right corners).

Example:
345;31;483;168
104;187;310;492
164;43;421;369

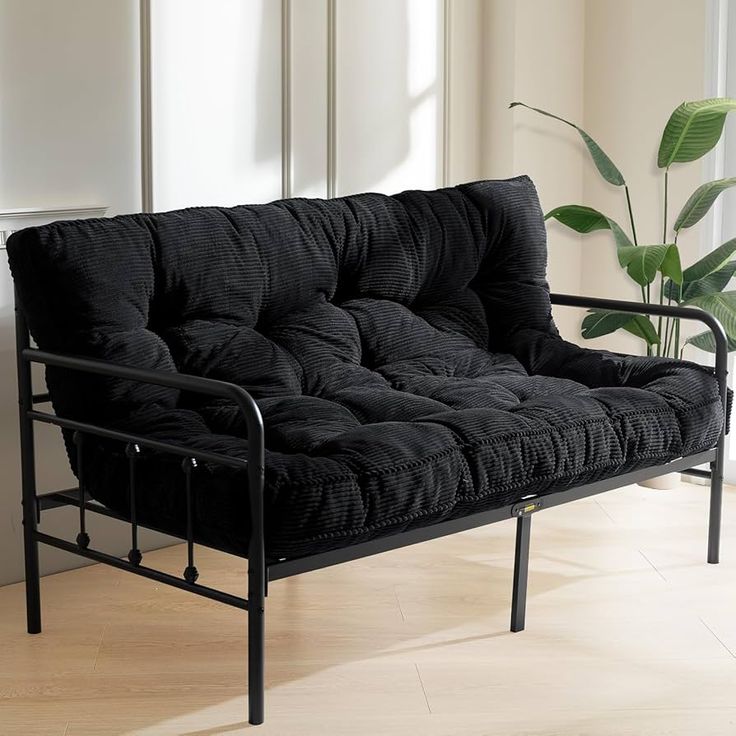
2;481;736;735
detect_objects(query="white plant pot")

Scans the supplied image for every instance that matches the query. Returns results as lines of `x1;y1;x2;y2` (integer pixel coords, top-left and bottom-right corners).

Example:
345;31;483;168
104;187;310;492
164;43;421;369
638;472;680;490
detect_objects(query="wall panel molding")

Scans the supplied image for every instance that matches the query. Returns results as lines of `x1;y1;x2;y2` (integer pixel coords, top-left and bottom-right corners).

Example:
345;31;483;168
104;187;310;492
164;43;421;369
290;0;328;198
326;0;338;197
442;0;451;187
150;1;282;210
281;0;293;199
140;0;479;208
139;0;153;213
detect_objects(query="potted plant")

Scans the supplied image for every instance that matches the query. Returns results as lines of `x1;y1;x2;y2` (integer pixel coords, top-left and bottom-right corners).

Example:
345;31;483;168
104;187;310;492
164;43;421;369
512;98;736;488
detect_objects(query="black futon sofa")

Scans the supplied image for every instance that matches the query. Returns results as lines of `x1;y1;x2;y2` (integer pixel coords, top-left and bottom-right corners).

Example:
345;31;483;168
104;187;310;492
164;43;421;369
8;176;728;725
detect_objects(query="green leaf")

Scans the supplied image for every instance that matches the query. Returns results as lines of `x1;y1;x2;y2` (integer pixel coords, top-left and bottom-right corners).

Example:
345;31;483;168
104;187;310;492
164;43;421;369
609;220;636;261
544;204;609;233
618;244;679;286
581;311;632;339
684;291;736;342
511;102;625;185
621;315;662;346
674;178;736;231
581;310;660;346
685;330;736;353
658;98;736;168
545;205;633;255
662;278;680;302
660;245;683;284
577;130;625;186
684;260;736;298
681;236;736;282
664;260;736;301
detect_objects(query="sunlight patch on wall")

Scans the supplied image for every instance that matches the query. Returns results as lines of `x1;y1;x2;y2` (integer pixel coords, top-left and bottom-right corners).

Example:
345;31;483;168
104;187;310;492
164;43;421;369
151;0;282;210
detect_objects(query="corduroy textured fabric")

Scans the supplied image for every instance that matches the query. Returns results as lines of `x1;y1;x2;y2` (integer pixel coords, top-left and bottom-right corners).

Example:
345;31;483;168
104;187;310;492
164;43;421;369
7;177;725;559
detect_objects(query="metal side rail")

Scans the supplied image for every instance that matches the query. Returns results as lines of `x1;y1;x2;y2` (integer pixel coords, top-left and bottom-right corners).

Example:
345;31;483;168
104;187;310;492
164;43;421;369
16;302;267;725
550;292;728;564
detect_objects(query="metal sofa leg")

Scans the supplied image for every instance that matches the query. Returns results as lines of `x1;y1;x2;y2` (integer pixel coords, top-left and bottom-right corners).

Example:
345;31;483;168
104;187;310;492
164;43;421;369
247;463;266;732
22;507;41;634
510;514;532;633
708;434;725;564
246;411;266;724
248;561;266;725
16;300;41;634
20;402;41;634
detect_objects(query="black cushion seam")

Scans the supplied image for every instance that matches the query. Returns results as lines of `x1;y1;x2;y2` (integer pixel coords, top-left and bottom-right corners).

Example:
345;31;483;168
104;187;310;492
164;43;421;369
292;447;707;546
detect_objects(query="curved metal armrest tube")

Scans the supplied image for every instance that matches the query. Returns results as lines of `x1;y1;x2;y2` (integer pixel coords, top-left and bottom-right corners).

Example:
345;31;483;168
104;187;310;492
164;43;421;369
549;292;729;414
21;348;266;565
22;348;263;443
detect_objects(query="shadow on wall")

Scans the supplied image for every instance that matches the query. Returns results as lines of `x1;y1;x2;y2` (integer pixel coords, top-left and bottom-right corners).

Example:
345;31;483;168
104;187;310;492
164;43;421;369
253;0;286;172
329;0;411;194
253;0;442;197
0;0;141;212
332;0;443;195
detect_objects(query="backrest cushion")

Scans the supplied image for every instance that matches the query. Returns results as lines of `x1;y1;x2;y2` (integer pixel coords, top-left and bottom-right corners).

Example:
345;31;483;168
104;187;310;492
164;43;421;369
7;176;556;423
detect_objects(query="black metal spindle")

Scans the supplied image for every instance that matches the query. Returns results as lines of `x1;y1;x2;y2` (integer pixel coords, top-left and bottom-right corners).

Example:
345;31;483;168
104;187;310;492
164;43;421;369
182;458;199;584
73;432;90;549
126;443;142;566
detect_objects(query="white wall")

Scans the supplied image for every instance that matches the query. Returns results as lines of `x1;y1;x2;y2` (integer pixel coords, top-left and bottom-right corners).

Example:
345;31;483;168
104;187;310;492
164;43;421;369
151;0;283;209
481;0;586;342
291;0;329;197
479;0;710;348
0;1;141;214
0;0;170;587
581;0;708;353
150;0;482;208
335;0;443;194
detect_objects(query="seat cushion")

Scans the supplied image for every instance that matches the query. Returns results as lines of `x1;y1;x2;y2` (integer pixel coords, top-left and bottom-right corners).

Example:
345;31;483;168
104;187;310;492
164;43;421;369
82;323;722;560
7;177;725;559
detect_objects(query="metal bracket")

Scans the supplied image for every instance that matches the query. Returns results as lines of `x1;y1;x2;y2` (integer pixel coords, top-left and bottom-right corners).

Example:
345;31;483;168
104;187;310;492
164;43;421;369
511;499;543;517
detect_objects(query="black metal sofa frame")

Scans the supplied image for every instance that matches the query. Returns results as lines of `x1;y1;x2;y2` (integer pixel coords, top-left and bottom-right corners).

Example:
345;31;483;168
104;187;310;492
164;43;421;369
16;291;728;726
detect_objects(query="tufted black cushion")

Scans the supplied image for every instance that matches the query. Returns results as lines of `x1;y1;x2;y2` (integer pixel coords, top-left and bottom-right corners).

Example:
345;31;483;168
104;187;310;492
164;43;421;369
7;177;725;559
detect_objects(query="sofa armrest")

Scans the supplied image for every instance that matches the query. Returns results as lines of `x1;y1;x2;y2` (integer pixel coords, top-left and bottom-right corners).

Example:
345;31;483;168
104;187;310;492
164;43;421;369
549;292;729;416
24;347;264;448
20;347;265;562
